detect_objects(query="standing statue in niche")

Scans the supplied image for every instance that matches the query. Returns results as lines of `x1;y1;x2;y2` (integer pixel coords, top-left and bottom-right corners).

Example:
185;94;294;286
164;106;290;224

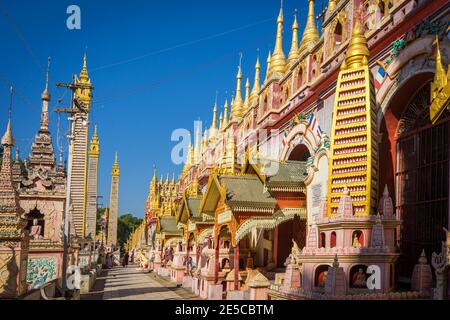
29;219;43;240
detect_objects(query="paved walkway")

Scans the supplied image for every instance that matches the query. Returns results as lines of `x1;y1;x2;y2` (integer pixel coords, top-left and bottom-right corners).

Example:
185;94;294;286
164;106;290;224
81;265;200;300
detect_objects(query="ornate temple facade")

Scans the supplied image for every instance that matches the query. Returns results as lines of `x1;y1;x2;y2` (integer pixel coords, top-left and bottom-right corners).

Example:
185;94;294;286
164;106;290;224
130;0;450;300
0;55;108;297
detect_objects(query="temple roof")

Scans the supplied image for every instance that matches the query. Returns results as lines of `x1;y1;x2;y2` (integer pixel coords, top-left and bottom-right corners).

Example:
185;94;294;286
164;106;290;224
220;175;277;209
266;160;308;186
158;216;181;235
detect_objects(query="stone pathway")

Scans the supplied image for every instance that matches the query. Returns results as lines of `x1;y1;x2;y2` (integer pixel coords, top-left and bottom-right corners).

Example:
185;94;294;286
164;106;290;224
81;265;200;300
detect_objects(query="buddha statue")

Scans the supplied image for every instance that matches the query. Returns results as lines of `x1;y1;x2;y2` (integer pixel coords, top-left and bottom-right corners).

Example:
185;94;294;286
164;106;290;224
353;233;361;248
30;219;43;240
352;268;367;288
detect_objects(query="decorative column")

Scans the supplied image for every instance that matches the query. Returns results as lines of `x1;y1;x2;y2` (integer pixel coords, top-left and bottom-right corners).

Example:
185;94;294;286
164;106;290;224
85;126;100;239
234;244;239;290
215;242;220;284
107;153;120;247
0;119;29;298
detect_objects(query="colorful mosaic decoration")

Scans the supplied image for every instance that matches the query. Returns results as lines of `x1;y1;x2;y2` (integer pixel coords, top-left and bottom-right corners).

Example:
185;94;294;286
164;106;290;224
26;257;57;289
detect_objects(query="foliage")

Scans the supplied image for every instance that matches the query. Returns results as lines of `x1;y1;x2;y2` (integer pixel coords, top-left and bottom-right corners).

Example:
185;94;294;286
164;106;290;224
118;214;143;251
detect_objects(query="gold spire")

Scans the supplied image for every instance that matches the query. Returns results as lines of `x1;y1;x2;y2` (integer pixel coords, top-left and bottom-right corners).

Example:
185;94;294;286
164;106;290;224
265;51;272;81
250;54;261;105
269;5;287;75
219;112;223;132
223;100;229;129
243;78;250;113
288;12;300;64
89;125;100;157
80;53;90;82
151;165;158;188
326;0;337;18
231;62;244;120
112;152;120;177
209;102;218;143
299;0;319;54
75;54;92;110
430;37;450;124
201;129;208;152
342;19;369;70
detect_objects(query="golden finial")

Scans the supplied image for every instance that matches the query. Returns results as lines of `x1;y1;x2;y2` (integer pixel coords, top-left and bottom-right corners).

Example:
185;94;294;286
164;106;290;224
89;125;100;157
209;100;218;143
223;99;229;128
288;10;300;64
342;19;369;70
250;51;261;105
265;50;272;81
219;112;223;132
270;3;287;75
299;0;319;54
112;152;120;177
243;78;250;113
231;54;244;120
327;0;336;18
80;53;90;82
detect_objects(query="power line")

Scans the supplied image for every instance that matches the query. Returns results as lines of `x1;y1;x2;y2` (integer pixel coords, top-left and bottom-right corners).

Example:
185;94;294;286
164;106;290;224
90;15;279;73
0;2;45;74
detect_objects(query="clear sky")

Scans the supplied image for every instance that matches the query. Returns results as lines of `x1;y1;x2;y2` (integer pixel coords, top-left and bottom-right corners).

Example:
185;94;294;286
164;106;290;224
0;0;321;217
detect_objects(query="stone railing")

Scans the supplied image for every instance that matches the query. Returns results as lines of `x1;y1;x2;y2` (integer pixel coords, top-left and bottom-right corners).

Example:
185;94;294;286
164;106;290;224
20;279;80;300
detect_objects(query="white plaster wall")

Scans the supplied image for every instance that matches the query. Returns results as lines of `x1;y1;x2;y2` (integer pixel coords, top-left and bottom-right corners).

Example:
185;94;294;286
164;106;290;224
307;155;329;226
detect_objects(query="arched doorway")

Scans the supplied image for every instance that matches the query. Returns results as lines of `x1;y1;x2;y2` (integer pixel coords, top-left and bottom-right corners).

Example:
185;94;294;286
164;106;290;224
381;75;450;286
288;144;311;162
394;82;449;283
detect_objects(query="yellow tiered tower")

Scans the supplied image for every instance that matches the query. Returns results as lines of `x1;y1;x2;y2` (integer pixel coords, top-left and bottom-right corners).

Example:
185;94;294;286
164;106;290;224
327;20;378;216
71;54;93;238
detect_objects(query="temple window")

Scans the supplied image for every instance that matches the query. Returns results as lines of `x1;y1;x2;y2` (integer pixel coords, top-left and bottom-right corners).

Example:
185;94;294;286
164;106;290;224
223;240;230;249
334;21;343;47
377;1;386;22
352;230;364;248
262;95;268;113
297;67;303;89
26;207;45;240
280;86;284;105
222;258;230;269
319;232;326;248
330;232;337;248
349;264;368;288
314;265;329;288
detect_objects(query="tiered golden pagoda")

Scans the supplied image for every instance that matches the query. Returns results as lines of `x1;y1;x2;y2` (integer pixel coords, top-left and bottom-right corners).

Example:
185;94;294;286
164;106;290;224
269;6;287;76
231;64;244;121
288;12;300;64
327;19;378;216
243;78;251;113
250;55;261;105
299;0;319;55
430;38;450;124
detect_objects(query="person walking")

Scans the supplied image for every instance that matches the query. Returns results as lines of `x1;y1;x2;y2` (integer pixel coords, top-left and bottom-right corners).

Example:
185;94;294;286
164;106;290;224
122;252;129;268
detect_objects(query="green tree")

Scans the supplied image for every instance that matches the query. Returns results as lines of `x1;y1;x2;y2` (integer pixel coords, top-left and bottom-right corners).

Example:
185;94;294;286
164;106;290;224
118;214;143;252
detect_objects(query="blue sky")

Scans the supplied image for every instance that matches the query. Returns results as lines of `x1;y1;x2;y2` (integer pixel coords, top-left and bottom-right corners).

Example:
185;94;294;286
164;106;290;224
0;0;321;217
